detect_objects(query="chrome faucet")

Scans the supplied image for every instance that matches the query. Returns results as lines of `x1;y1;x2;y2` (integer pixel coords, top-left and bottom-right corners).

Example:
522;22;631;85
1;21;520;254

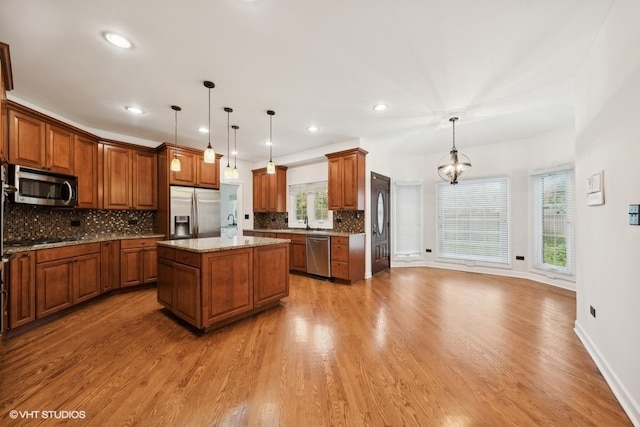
227;214;236;225
304;215;311;230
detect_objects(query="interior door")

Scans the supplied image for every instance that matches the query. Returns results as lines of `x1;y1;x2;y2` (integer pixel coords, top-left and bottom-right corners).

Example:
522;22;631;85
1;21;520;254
371;172;390;275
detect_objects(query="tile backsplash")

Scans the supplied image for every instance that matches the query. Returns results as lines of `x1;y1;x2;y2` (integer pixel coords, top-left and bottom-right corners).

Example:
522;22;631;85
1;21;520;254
253;210;365;233
3;203;155;241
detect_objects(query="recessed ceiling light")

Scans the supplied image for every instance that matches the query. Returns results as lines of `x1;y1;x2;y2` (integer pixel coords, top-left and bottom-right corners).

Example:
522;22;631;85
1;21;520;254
104;32;132;49
125;106;143;114
307;126;318;132
231;150;238;155
264;140;273;146
198;127;209;133
373;104;388;112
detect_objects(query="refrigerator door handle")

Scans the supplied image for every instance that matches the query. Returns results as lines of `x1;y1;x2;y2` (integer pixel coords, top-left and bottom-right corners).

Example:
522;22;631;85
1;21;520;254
193;191;198;237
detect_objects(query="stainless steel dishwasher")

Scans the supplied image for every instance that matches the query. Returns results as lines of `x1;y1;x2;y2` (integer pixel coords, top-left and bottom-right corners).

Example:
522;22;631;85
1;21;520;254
306;235;331;278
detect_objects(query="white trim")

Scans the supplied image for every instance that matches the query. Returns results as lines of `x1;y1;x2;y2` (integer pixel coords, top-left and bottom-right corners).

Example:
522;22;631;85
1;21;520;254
575;322;640;426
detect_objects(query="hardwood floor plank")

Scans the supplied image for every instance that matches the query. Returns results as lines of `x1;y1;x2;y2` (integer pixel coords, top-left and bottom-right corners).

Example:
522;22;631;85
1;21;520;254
0;268;632;426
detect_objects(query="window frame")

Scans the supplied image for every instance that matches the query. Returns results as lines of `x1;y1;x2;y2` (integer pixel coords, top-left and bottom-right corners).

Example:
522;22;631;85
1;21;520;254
393;181;423;259
288;181;333;230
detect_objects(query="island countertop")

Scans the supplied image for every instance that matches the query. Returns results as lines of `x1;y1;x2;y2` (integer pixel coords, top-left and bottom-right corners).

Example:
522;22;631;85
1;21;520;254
156;236;290;253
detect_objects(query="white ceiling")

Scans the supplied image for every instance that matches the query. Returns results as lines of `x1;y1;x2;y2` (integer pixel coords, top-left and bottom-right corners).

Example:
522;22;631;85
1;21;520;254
0;0;614;163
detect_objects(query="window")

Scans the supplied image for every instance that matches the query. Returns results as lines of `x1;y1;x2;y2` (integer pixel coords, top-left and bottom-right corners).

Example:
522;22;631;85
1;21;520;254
289;182;332;229
530;168;574;276
394;182;422;257
437;177;510;264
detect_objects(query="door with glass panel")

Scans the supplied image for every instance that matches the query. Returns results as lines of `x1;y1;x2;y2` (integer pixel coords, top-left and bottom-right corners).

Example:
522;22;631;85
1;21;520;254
371;172;390;275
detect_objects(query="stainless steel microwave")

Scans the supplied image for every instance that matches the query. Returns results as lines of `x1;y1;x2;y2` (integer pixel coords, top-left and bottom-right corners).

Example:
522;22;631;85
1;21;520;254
9;165;78;207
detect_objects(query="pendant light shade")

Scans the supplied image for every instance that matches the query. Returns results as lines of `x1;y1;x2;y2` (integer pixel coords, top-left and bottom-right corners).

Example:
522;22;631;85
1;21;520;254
203;81;216;163
170;105;182;172
232;125;240;179
437;117;471;185
224;107;234;179
266;110;276;174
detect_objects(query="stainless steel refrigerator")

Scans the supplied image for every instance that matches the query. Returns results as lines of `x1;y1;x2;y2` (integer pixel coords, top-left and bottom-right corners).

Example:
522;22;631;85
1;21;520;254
170;186;221;239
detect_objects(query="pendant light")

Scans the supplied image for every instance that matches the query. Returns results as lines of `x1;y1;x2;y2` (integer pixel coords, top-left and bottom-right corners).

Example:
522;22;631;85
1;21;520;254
437;117;471;185
170;105;182;172
223;107;233;179
203;81;216;163
266;110;276;174
231;125;239;179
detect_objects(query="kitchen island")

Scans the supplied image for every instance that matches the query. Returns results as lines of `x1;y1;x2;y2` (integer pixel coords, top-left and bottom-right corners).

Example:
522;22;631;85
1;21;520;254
156;236;290;331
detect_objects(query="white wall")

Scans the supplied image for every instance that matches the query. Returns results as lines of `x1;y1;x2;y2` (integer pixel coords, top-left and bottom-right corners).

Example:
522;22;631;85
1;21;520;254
573;0;640;423
387;125;575;289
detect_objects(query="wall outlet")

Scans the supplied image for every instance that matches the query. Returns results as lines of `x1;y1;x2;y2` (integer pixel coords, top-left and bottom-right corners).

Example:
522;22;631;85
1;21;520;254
128;219;139;225
516;255;525;260
590;305;596;318
70;220;81;227
425;249;432;253
244;214;249;220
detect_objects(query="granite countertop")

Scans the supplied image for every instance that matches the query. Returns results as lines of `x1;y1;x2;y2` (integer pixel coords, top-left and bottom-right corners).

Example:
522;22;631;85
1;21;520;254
157;236;290;253
3;234;166;253
246;229;364;237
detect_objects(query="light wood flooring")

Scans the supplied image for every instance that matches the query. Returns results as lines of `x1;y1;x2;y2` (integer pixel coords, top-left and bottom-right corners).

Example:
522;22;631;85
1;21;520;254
0;267;632;426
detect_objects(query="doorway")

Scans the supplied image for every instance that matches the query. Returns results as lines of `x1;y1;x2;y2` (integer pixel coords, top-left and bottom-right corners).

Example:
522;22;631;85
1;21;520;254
220;183;240;237
371;172;390;275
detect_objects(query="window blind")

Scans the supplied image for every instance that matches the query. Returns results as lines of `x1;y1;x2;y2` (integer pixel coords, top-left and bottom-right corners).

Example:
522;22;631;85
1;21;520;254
437;177;510;264
530;168;574;276
394;182;422;257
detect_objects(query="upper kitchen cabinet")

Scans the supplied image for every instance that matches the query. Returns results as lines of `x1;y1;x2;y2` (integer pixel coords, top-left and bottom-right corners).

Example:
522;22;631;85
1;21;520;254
157;144;222;189
252;166;287;213
101;142;157;210
326;148;368;211
74;135;99;208
8;106;75;175
0;42;13;163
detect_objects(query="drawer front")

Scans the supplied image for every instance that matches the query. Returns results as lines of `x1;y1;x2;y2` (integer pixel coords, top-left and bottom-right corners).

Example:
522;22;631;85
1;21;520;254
331;242;349;262
174;249;201;268
157;246;175;261
120;238;159;249
331;261;349;279
37;242;101;263
331;236;349;246
276;232;306;242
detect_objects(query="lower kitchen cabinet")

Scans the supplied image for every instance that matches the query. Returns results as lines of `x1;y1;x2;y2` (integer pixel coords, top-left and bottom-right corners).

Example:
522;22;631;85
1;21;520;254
9;251;36;329
330;235;365;284
120;238;159;287
253;244;289;307
100;240;121;293
157;246;202;326
36;243;101;318
277;233;306;272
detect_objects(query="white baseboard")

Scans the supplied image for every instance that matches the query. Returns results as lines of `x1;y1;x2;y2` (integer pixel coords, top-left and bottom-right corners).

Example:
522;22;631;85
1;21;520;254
574;321;639;426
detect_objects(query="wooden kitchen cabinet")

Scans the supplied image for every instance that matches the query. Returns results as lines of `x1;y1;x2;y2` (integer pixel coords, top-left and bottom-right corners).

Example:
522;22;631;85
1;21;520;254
277;232;306;272
253;243;289;307
326;148;367;211
166;146;221;189
9;251;36;329
0;43;12;163
74;134;99;208
36;243;101;318
101;143;157;210
252;166;287;213
120;238;159;287
330;234;365;284
100;240;121;293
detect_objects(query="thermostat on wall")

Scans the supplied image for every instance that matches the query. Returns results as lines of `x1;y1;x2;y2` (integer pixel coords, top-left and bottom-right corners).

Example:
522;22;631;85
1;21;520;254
629;204;640;225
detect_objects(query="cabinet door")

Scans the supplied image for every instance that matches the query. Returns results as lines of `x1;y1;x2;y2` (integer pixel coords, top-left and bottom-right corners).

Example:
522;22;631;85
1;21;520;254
9;252;36;329
36;259;74;318
45;124;74;174
173;262;201;327
74;252;101;303
74;135;99;208
169;149;196;186
9;109;46;169
120;247;143;287
253;244;289;307
197;154;220;189
290;241;307;272
103;145;132;209
1;79;7;162
157;258;175;308
142;247;158;283
132;150;157;209
327;157;343;210
100;241;120;293
202;248;253;326
341;153;360;210
252;171;264;212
